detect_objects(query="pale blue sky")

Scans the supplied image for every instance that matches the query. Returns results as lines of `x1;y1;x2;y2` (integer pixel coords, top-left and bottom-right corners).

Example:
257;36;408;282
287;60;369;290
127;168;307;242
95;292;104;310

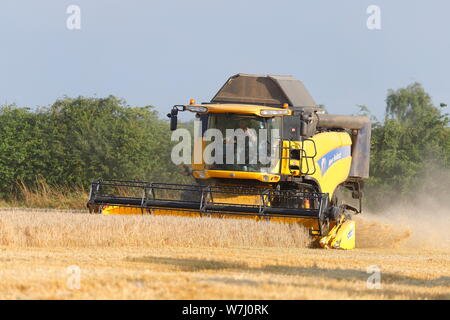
1;0;449;120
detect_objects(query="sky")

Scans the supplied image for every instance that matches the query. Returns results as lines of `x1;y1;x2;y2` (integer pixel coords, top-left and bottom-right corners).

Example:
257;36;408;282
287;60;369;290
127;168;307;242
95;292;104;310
1;0;449;120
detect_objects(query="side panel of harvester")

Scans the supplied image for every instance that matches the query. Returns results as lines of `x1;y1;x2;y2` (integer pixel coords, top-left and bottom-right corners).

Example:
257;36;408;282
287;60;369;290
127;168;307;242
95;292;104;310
280;131;353;198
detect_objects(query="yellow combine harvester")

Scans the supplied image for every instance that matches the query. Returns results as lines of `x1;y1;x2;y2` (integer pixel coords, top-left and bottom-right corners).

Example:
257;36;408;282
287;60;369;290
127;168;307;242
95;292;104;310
87;74;371;249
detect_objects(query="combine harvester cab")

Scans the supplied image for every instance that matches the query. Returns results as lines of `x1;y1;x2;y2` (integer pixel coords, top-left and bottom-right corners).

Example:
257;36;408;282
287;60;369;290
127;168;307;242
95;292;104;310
87;74;371;249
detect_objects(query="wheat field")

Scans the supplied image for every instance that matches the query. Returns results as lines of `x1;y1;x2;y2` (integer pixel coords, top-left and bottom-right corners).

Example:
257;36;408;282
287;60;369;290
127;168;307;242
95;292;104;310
0;208;449;300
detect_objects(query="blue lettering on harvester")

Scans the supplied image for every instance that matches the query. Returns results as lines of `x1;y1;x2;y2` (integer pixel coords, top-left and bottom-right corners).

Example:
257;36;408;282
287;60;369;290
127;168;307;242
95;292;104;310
317;146;351;175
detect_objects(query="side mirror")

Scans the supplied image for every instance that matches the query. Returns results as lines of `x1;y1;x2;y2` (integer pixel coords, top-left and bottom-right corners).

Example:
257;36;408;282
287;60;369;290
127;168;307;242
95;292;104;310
167;107;179;131
170;114;178;131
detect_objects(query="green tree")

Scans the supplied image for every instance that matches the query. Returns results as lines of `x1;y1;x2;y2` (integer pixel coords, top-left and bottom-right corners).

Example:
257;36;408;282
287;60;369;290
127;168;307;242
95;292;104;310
0;96;192;197
367;83;449;205
43;95;186;186
0;106;44;194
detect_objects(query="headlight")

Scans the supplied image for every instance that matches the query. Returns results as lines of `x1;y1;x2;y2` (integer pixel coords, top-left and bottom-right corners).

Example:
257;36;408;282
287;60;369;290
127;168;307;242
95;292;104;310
186;106;208;113
260;109;289;116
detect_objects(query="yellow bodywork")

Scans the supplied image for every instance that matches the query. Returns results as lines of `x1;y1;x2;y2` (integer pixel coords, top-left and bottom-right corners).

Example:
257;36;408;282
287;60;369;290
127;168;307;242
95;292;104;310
319;215;356;250
188;103;353;200
281;131;352;200
100;104;357;249
194;129;352;201
101;205;322;232
196;104;292;116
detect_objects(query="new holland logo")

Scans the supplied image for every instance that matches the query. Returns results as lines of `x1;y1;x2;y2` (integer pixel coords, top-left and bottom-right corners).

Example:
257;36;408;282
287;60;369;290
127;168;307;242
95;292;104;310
347;228;354;240
317;146;351;175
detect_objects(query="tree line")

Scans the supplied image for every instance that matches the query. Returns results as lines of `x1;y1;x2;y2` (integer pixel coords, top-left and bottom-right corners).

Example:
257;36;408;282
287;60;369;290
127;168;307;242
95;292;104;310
0;96;190;198
0;83;448;206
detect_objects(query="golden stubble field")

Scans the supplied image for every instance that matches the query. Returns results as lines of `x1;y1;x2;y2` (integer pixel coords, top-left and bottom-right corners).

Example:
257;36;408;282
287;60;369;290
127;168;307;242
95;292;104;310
0;206;449;300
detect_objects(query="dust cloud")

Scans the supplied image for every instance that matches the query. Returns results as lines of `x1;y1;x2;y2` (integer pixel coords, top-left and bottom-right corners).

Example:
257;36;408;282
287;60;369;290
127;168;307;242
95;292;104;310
355;201;450;250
